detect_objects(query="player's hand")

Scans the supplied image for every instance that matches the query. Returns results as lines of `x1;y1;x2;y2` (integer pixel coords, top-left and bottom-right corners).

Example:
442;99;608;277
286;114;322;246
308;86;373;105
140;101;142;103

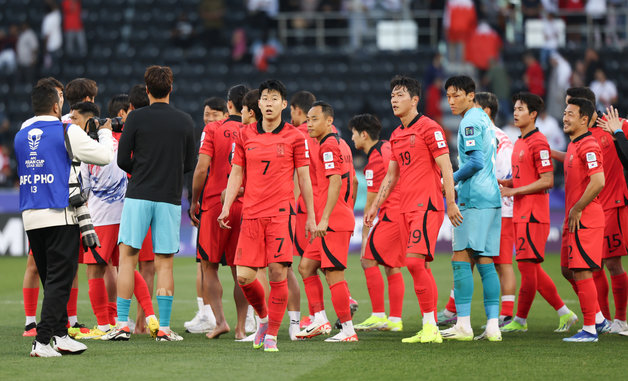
447;202;463;227
189;201;200;226
500;187;516;198
364;206;378;227
217;208;230;229
97;118;113;131
601;106;623;136
567;206;581;233
315;218;329;238
305;216;316;242
497;178;513;187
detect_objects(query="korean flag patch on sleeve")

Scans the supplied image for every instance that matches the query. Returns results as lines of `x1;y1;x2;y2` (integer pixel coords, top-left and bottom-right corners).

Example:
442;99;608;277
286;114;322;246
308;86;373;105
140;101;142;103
465;140;476;147
323;151;333;162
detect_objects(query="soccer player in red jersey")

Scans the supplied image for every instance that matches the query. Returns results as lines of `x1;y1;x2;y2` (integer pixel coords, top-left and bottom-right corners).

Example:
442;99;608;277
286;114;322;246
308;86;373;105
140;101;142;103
561;97;606;342
184;97;228;333
294;101;358;342
349;113;405;332
219;79;316;352
499;92;578;334
365;75;462;343
190;85;250;339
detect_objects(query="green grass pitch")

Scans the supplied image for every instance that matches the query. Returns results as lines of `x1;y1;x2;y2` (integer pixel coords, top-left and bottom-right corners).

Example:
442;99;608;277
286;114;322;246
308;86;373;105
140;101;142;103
1;254;627;380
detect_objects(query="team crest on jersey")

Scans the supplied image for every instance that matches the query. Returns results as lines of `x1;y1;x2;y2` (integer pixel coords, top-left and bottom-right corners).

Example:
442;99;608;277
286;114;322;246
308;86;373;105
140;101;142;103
410;134;416;147
434;131;444;141
519;150;524;161
464;127;474;136
601;135;610;148
586;152;597;162
276;143;285;156
465;139;475;147
323;152;333;162
540;150;549;160
365;169;373;179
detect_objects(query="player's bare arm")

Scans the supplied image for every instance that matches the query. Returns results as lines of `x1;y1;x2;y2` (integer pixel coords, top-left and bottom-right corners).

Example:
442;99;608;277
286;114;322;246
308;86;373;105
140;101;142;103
568;171;605;233
501;171;553;198
365;160;399;227
190;153;211;226
352;175;359;207
434;153;463;227
316;174;341;238
296;165;316;240
551;149;566;162
361;192;377;257
218;164;244;229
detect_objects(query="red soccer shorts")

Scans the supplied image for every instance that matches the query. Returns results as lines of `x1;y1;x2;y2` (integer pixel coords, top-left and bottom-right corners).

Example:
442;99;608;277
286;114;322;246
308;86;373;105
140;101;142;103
603;206;628;259
561;224;603;270
303;231;352;269
197;198;242;266
138;228;154;262
364;210;405;268
235;214;293;268
400;209;444;262
494;217;515;265
515;222;549;262
84;224;120;266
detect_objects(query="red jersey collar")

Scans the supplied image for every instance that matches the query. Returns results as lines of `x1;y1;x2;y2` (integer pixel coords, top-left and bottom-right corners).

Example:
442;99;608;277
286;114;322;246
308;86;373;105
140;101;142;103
320;132;339;145
227;115;242;123
520;127;539;139
401;113;422;129
366;140;383;160
256;120;286;134
572;131;592;143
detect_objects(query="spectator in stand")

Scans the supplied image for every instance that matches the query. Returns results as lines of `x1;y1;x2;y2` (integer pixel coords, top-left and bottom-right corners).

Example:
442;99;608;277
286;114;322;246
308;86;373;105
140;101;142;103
171;13;195;48
247;0;278;44
484;57;511;125
16;22;38;85
585;0;607;48
536;110;567;151
521;0;542;24
0;144;13;187
425;77;444;126
0;108;12;146
61;0;87;57
583;48;602;85
559;0;585;44
590;68;618;110
423;53;444;89
570;59;586;87
41;0;63;73
444;0;477;63
546;52;572;121
540;11;560;69
198;0;225;47
0;25;18;74
523;52;545;98
464;21;502;72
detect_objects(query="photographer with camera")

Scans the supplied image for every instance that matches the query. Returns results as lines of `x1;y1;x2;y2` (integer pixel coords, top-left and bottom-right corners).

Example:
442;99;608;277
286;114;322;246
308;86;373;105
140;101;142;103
15;82;114;357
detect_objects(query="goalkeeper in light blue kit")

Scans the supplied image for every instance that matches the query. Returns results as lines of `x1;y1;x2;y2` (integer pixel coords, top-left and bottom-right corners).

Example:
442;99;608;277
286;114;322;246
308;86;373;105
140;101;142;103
441;76;502;342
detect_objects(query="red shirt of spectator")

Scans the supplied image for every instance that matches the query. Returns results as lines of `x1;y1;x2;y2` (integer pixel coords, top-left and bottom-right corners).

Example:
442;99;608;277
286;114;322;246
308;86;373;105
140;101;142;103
525;57;545;97
62;0;84;31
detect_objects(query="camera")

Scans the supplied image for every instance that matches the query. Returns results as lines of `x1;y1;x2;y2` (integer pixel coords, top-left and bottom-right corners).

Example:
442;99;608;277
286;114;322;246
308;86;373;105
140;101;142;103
69;192;101;249
86;116;124;140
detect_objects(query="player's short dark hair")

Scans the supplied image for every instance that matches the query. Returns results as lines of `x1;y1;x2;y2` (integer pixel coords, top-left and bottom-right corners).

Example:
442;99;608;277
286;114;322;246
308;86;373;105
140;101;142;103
70;101;100;118
65;78;98;106
36;77;63;90
204;97;228;113
444;75;475;95
290;91;316;113
348;113;381;141
144;65;173;99
475;92;499;120
242;89;262;121
129;84;149;109
566;87;596;105
311;101;334;118
390;75;421;99
259;79;287;100
567;97;595;124
227;84;249;112
512;92;544;122
108;94;129;118
31;83;60;115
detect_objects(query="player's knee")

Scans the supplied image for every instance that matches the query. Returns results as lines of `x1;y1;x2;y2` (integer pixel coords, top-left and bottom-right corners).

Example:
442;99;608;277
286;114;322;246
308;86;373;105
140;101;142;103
236;276;250;286
561;266;573;280
360;258;376;270
605;258;624;275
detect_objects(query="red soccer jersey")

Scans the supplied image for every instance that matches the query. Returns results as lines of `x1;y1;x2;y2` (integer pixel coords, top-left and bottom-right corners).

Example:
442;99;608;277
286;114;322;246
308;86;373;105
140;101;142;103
389;114;449;212
589;125;628;210
233;121;309;218
365;140;400;215
564;132;605;228
511;128;553;223
198;116;242;208
311;133;355;232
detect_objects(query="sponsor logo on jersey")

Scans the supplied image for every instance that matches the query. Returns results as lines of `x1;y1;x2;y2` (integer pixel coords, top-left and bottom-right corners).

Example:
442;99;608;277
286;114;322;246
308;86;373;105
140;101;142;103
540;150;550;160
365;169;373;179
323;152;333;162
434;131;444;141
464;127;474;136
586;152;597;162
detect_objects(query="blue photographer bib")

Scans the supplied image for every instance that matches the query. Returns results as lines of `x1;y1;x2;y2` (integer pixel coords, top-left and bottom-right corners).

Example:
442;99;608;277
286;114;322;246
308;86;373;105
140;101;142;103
15;120;72;211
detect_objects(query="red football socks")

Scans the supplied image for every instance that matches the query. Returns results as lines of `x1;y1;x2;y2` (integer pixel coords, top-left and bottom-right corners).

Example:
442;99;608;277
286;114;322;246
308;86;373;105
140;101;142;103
501;298;515;318
133;270;155;316
406;257;434;315
240;279;268;319
88;278;109;326
364;266;385;314
445;291;457;313
426;268;438;318
516;261;537;319
611;272;628;321
23;287;38;317
303;275;325;314
387;272;405;319
267;280;288;337
536;265;565;311
592;269;611;319
576;278;598;326
108;301;117;325
330;280;352;323
67;287;78;318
